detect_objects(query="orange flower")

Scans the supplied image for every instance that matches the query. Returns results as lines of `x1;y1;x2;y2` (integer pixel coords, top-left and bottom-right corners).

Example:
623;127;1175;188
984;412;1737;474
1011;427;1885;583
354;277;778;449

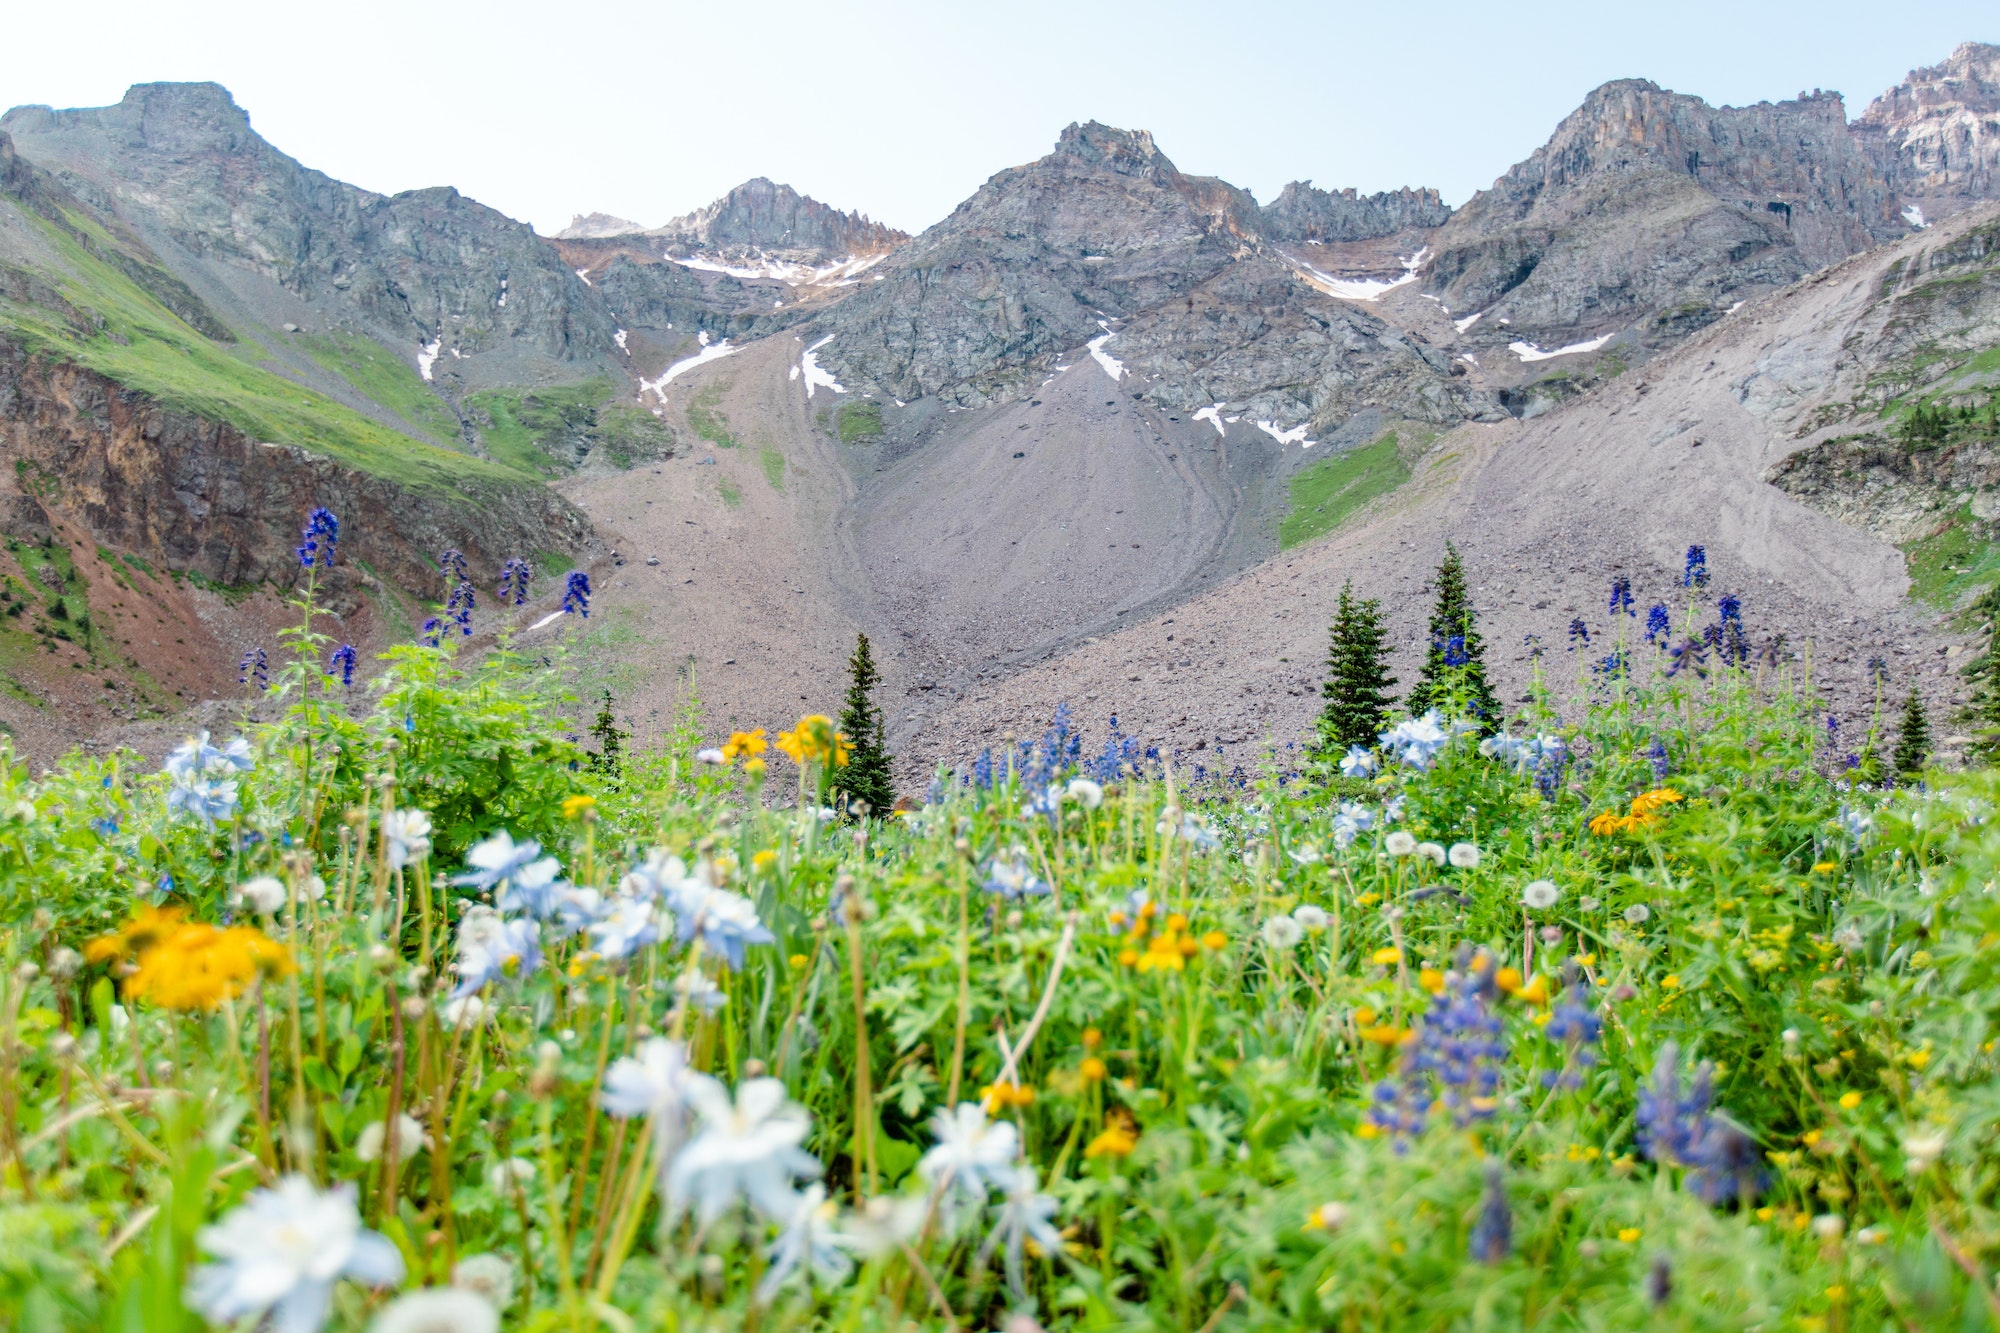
980;1081;1036;1113
1201;930;1228;951
92;907;292;1011
1359;1025;1415;1046
1418;968;1446;994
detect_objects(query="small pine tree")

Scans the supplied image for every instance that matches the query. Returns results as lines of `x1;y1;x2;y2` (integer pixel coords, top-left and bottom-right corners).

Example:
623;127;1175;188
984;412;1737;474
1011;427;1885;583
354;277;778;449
1965;595;2000;763
831;633;895;817
1313;581;1397;757
1891;687;1931;778
1405;543;1502;728
587;690;627;778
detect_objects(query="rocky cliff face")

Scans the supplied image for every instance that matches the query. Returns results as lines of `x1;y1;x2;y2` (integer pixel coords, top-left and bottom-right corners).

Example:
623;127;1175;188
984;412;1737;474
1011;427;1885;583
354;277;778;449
0;83;621;392
1425;81;1903;355
1854;42;2000;225
1259;183;1451;243
807;122;1492;432
652;177;905;260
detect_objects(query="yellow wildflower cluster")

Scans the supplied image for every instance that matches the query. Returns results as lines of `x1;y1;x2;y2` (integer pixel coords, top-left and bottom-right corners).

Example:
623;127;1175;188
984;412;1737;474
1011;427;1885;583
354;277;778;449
774;715;851;767
1110;905;1213;972
85;906;293;1011
1085;1106;1140;1159
980;1081;1036;1114
1589;788;1683;836
722;729;768;761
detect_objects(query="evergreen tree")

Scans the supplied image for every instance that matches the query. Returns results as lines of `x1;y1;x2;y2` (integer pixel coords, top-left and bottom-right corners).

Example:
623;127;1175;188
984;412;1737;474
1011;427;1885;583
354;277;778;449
1964;589;2000;763
587;690;627;779
1405;543;1502;728
1891;687;1931;778
1313;581;1397;756
831;633;895;817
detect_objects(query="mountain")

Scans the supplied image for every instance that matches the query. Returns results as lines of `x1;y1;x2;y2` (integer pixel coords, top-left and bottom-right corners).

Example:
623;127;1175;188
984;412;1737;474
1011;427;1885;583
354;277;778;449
556;212;647;239
808;121;1490;435
1853;41;2000;225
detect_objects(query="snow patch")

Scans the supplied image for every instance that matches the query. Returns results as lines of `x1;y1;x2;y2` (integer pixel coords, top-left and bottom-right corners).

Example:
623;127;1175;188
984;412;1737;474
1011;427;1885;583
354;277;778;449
528;610;565;632
1291;247;1429;303
638;337;739;397
1087;322;1124;381
574;268;593;286
1193;404;1226;436
1453;311;1483;333
800;334;845;398
1459;353;1480;368
1256;420;1313;447
788;365;799;381
1509;334;1613;363
614;329;628;352
417;335;441;382
697;329;711;347
667;250;888;287
1903;204;1928;229
1726;301;1746;315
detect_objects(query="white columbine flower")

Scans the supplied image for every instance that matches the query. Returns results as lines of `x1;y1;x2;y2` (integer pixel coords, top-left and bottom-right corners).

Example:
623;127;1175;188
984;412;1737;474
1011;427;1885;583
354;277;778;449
666;1075;821;1223
382;809;433;871
587;896;659;960
1448;843;1480;869
978;1165;1064;1298
185;1176;403;1333
757;1184;855;1301
1331;801;1375;849
1521;880;1560;910
1288;845;1323;865
1261;915;1304;949
369;1288;498;1333
1385;831;1417;857
1066;777;1104;809
454;832;565;918
239;875;287;915
918;1102;1021;1226
601;1037;693;1128
1339;745;1379;779
674;968;728;1016
1293;904;1329;933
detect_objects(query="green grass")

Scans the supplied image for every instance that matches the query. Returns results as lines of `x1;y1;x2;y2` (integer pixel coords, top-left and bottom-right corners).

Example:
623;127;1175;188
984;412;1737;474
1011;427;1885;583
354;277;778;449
759;445;785;490
294;332;463;448
0;204;538;501
836;400;884;444
1278;432;1411;549
467;385;674;475
687;382;738;449
1902;504;2000;607
717;478;742;508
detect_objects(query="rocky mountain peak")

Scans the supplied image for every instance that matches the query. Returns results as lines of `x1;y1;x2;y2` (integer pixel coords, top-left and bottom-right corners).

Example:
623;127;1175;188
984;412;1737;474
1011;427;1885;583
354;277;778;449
1853;41;2000;222
0;82;257;160
555;211;645;239
658;176;905;260
1050;121;1169;178
1260;181;1451;243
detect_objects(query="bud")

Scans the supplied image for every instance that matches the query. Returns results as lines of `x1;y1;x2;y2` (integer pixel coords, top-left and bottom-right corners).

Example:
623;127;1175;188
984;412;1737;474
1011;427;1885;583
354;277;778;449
1005;910;1024;930
528;1040;562;1098
401;996;426;1021
368;944;394;967
743;1058;767;1078
14;960;39;981
48;1031;77;1060
1810;1214;1844;1241
1646;1253;1672;1308
953;838;973;860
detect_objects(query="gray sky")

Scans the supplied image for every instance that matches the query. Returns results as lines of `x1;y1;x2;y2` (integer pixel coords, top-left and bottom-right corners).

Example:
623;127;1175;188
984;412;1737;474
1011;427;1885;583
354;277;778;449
6;1;1991;236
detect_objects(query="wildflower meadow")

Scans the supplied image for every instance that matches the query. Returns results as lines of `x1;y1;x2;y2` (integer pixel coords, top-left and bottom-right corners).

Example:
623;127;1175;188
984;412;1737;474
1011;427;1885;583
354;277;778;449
0;509;1995;1332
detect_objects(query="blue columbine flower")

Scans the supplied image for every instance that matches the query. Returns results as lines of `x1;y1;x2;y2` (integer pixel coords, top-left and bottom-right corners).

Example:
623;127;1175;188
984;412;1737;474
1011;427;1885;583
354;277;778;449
1609;576;1634;617
450;907;543;996
983;852;1049;899
1379;711;1451;770
1330;801;1374;848
1644;603;1671;645
1683;544;1708;589
453;832;566;914
661;872;775;970
165;731;255;779
562;570;591;618
329;643;356;688
1339;745;1379;779
238;646;269;691
498;557;532;606
167;774;240;825
296;508;339;569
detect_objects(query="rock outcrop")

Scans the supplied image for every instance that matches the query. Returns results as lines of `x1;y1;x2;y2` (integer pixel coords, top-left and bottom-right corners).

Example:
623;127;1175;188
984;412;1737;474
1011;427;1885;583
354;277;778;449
1259;183;1451;243
1854;42;2000;226
808;121;1492;432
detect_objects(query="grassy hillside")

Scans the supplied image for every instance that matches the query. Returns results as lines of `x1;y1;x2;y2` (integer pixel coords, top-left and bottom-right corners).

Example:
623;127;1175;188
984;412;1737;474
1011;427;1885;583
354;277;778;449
0;202;538;498
294;331;465;449
466;381;674;476
1278;432;1411;548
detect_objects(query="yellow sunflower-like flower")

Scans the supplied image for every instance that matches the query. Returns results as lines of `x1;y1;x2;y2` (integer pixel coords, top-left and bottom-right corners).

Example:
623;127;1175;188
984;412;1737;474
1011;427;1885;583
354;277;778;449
774;715;851;767
722;728;768;761
90;907;293;1011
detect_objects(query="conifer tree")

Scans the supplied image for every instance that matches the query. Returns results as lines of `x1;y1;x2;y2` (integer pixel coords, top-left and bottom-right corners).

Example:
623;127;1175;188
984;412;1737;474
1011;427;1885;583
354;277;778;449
1405;543;1502;727
832;633;895;817
1313;581;1397;756
1964;589;2000;763
1891;687;1931;778
587;690;628;780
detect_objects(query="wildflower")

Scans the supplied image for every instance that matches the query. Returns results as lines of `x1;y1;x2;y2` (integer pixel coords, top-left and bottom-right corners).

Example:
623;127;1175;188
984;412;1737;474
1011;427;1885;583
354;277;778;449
587;895;660;960
1304;1202;1350;1231
1293;904;1328;932
1416;841;1447;866
758;1184;854;1300
454;832;565;917
1901;1126;1946;1173
1636;607;1670;652
1665;636;1709;679
447;580;476;636
1609;576;1634;616
497;557;532;606
1469;1163;1512;1263
977;1166;1064;1299
1837;806;1872;845
1370;948;1402;968
666;1075;821;1223
695;747;726;765
1201;929;1228;950
1624;903;1651;924
561;569;591;617
186;1177;401;1333
1683;544;1708;589
371;1289;499;1333
1380;711;1451;769
1085;1108;1140;1159
239;875;287;916
1837;1091;1861;1110
450;907;542;997
600;1037;693;1144
329;643;357;688
1159;811;1219;849
1386;831;1417;857
842;1194;928;1261
1522;880;1560;910
1448;842;1480;869
1066;776;1104;808
382;809;433;871
722;729;767;760
775;715;850;767
1339;745;1379;778
1331;801;1375;848
673;968;728;1015
1567;618;1590;650
355;1113;430;1162
97;911;292;1011
1637;1043;1766;1204
918;1102;1021;1225
1289;844;1324;864
984;853;1049;900
238;645;269;691
296;507;340;570
168;772;241;825
1439;633;1470;667
420;617;445;648
1262;915;1304;949
660;870;775;969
